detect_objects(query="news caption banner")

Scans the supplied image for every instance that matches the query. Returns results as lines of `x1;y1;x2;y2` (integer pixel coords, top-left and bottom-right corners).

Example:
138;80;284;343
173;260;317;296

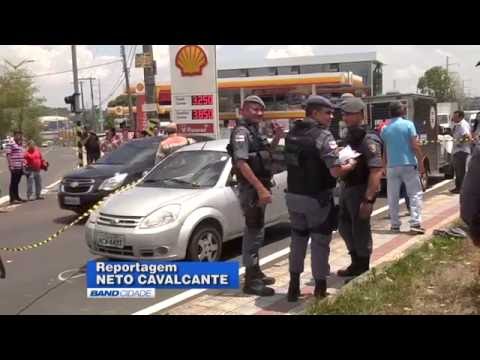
87;261;239;299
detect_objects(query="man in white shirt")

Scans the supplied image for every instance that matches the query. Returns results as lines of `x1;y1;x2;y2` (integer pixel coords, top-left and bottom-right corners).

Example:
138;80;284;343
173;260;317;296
450;110;472;194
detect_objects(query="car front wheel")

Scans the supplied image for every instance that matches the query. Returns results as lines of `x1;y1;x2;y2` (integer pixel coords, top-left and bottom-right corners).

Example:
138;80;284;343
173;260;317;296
187;224;223;262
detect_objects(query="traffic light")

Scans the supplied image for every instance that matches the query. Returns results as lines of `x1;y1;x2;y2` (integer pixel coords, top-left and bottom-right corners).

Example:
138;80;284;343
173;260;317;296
64;93;80;113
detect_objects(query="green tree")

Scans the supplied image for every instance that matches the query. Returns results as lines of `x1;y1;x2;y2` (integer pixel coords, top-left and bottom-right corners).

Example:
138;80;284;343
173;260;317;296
417;66;457;102
0;67;45;142
107;94;137;107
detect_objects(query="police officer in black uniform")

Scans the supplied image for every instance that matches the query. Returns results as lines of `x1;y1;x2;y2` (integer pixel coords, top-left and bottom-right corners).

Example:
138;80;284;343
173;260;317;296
284;95;356;302
228;95;284;296
336;97;384;279
461;144;480;248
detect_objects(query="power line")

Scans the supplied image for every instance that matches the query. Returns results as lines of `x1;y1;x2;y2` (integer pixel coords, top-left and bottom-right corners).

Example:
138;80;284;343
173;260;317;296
101;73;124;106
101;45;138;107
9;59;122;79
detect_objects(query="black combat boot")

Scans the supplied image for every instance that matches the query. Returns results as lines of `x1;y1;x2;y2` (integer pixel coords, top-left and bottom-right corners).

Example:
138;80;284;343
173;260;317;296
243;267;275;297
287;272;301;302
337;253;359;277
355;256;370;275
314;279;327;299
252;264;275;285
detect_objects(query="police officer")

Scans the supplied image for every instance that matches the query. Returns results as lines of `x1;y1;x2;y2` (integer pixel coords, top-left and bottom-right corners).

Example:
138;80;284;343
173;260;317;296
461;145;480;249
284;95;356;302
228;95;284;296
336;97;384;279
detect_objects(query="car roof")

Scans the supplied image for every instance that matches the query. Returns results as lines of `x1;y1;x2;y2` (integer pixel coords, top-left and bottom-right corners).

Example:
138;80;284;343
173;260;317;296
122;136;165;147
177;138;229;152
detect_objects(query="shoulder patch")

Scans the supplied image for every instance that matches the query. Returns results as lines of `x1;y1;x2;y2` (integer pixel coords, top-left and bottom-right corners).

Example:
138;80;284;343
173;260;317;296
368;143;378;153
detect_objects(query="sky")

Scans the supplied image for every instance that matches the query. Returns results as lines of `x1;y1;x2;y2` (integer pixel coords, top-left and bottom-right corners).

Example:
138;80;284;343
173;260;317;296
0;45;479;108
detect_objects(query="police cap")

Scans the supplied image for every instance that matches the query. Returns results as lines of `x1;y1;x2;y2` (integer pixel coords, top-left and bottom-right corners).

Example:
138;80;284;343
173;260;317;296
243;95;266;108
305;95;335;109
340;97;365;113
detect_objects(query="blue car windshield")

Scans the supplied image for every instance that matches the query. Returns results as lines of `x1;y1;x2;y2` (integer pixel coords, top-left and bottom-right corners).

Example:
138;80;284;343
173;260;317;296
140;151;229;189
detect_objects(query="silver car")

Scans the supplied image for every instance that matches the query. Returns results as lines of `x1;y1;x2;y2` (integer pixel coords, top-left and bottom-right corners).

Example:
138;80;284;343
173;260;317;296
85;139;288;261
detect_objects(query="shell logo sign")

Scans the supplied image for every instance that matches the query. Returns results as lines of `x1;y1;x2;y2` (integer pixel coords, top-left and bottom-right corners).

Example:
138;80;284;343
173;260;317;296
136;82;145;94
175;45;208;77
115;106;123;116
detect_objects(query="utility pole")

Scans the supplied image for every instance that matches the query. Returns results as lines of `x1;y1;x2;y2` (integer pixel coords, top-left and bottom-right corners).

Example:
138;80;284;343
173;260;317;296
121;45;134;130
143;45;158;134
98;78;104;132
446;56;459;74
71;46;81;126
79;77;97;131
79;81;87;124
71;45;84;166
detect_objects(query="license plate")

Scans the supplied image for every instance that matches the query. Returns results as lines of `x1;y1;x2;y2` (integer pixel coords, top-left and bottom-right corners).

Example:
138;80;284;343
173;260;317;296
64;196;80;205
96;232;125;248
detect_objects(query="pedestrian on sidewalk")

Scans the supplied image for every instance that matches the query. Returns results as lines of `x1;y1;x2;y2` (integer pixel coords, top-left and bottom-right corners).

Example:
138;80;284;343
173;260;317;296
155;123;195;164
84;131;101;164
228;95;284;297
336;97;384;279
284;96;350;301
24;140;45;201
6;130;26;204
381;102;426;234
101;127;122;154
450;110;472;194
460;145;480;248
376;119;410;213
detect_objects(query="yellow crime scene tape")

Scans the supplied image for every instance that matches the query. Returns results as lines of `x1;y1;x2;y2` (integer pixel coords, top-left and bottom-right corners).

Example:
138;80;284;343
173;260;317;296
0;179;142;253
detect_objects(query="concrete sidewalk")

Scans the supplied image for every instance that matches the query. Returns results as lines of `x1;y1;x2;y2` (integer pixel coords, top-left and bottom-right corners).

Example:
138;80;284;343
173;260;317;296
158;189;461;315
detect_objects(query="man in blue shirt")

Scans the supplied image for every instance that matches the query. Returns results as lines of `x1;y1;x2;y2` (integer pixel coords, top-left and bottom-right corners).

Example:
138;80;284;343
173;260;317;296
381;102;425;234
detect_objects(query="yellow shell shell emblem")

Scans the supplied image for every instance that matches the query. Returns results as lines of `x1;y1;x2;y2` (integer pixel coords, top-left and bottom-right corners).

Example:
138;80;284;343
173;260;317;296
175;45;208;77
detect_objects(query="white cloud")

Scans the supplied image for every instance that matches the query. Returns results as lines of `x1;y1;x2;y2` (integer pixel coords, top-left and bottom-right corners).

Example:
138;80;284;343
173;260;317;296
266;45;314;59
2;45;480;108
0;45;123;108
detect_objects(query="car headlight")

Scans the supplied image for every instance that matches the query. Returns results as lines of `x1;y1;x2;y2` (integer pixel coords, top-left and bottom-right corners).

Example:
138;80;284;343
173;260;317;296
88;208;100;224
99;173;128;191
138;204;181;229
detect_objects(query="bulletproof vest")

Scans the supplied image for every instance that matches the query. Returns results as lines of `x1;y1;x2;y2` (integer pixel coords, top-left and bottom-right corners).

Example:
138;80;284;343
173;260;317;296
227;122;273;182
284;120;337;196
342;127;375;187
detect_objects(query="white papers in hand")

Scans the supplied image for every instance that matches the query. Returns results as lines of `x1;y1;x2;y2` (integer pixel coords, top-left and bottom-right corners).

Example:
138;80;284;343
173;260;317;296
338;145;361;164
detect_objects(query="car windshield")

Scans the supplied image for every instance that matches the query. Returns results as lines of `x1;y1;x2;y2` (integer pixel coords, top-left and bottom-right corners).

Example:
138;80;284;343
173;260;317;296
96;141;158;165
140;150;229;189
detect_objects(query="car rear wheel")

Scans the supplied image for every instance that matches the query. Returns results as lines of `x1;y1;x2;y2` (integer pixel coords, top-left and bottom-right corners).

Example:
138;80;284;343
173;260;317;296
187;224;223;262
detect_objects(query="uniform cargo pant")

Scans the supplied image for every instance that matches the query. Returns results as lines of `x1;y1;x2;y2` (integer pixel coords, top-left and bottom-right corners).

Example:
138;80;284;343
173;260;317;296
285;193;333;281
338;184;372;258
239;184;267;268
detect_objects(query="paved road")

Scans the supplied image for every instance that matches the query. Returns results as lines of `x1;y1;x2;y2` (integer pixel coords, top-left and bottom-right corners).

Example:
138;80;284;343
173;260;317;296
0;149;453;314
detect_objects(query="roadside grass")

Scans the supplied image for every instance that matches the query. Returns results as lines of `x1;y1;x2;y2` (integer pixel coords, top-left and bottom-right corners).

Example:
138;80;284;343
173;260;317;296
308;234;480;315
